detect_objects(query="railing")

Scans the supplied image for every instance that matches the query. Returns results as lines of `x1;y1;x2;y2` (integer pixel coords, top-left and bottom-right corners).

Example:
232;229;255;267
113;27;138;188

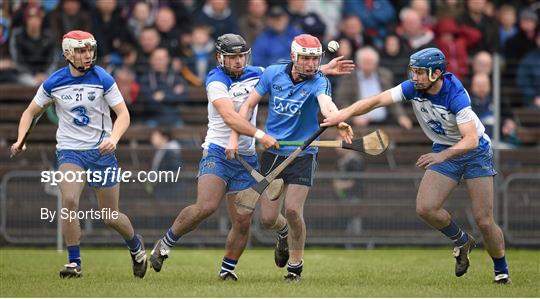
2;170;538;247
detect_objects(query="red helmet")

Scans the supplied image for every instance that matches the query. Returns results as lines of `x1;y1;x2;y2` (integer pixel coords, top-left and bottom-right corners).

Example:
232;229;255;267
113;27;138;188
62;30;97;73
290;34;323;78
291;34;323;61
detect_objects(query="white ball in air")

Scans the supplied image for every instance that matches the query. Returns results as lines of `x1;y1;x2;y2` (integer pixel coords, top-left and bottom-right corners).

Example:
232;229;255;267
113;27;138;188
327;40;340;53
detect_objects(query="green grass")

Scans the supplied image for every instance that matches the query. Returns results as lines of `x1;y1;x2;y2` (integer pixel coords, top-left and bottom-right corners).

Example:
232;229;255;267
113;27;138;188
0;247;538;297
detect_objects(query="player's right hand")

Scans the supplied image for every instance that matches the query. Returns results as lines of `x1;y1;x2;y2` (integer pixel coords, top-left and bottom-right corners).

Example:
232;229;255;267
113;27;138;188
10;141;26;158
225;141;238;160
260;134;279;150
322;108;352;127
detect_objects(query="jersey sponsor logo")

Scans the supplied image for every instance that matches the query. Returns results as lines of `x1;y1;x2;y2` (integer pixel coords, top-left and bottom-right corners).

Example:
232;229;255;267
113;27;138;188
427;120;446;135
273;96;302;117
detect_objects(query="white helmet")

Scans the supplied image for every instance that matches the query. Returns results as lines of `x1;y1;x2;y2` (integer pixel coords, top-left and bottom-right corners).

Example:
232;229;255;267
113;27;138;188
290;34;323;78
62;30;97;73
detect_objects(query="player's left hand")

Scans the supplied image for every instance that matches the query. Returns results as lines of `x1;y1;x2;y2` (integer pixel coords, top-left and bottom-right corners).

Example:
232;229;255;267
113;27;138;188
337;122;354;144
416;152;447;169
322;56;355;76
99;138;117;155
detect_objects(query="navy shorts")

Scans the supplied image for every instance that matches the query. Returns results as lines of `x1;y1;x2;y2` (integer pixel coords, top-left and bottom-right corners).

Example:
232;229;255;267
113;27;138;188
197;143;259;193
56;149;119;188
260;151;318;186
428;138;497;182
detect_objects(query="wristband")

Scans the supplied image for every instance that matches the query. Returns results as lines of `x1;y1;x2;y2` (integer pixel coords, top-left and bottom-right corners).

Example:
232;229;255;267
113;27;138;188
254;129;266;140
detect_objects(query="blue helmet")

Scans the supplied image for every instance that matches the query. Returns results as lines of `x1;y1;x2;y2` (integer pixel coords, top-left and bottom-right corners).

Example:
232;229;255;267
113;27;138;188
409;47;446;76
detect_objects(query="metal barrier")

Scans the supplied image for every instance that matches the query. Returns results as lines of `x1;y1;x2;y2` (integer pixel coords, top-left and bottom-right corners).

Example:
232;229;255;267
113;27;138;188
0;170;231;246
502;173;540;245
4;170;537;247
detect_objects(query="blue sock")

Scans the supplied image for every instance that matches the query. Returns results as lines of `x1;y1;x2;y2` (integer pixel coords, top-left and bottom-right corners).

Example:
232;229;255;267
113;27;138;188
67;245;81;266
162;228;180;248
125;234;141;254
220;257;237;274
439;220;469;247
493;256;509;275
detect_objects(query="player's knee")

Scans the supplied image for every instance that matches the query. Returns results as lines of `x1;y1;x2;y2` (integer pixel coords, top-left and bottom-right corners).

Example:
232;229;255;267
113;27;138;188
260;215;277;229
62;195;79;210
198;203;219;219
416;204;434;219
475;216;494;232
232;217;251;235
284;207;302;221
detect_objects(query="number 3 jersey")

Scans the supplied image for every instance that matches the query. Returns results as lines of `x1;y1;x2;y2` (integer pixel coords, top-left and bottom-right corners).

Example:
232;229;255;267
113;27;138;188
34;66;124;150
390;72;489;147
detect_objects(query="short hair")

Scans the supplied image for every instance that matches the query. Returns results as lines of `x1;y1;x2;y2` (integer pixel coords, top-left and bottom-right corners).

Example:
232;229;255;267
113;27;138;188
356;46;379;65
154;127;173;140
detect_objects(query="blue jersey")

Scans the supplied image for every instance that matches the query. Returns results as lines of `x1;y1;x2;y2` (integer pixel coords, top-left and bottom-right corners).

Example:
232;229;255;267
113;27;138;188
255;62;331;155
390;72;489;148
34;66;124;150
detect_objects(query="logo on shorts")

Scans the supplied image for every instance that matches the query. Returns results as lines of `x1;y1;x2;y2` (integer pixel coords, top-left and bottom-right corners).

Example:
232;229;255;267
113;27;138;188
205;162;216;169
273;96;303;117
88;91;96;101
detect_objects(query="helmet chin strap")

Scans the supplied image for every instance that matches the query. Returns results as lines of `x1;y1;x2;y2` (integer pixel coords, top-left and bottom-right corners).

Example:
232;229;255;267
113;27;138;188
66;56;92;74
415;68;440;91
219;52;247;79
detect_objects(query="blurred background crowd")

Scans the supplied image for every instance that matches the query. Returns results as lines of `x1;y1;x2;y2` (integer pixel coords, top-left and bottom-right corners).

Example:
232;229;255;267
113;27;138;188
0;0;539;141
0;0;538;241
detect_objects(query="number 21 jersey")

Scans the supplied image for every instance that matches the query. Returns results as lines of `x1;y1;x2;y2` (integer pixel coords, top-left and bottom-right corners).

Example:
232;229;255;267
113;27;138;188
34;66;124;150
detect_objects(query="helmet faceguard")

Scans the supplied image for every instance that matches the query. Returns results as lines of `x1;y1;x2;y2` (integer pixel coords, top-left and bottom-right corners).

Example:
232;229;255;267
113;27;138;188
215;34;251;78
408;47;446;90
291;34;323;79
62;30;97;74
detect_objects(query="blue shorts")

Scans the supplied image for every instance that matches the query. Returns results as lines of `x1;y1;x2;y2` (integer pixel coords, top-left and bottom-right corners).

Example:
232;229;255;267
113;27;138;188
197;143;258;193
56;149;119;188
428;138;497;182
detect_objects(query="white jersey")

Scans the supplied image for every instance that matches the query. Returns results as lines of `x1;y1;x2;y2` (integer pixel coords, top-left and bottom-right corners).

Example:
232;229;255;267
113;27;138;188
203;66;263;155
34;66;124;150
390;72;489;146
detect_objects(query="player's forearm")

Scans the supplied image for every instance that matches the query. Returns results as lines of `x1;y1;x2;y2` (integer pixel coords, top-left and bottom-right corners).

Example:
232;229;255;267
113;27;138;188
441;135;479;160
320;99;339;119
16;109;34;143
223;110;257;137
228;130;240;144
350;96;382;116
109;111;130;144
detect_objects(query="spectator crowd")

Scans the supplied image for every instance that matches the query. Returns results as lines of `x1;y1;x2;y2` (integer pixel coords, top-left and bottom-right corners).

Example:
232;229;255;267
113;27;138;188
0;0;538;141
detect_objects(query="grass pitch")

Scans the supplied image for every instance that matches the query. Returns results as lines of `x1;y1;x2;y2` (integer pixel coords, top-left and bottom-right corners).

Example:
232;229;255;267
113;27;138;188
0;247;538;297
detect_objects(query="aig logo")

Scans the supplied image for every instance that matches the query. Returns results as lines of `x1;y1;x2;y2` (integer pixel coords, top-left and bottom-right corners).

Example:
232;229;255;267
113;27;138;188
273;96;302;117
